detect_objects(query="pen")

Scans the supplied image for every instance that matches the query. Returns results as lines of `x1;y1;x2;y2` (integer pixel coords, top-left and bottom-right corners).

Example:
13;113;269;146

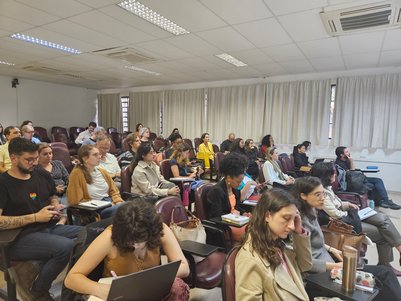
90;202;98;206
110;270;118;278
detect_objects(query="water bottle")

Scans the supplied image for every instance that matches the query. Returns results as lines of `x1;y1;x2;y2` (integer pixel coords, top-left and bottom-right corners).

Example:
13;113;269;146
369;199;375;209
342;246;357;293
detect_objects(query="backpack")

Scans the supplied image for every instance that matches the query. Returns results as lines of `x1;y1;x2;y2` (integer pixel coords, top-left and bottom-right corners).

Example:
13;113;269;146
335;164;347;191
345;170;369;194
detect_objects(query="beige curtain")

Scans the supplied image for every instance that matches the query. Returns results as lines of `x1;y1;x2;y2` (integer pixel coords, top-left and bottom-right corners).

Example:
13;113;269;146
333;74;401;149
128;91;163;135
263;79;332;145
206;84;266;142
97;93;122;132
163;89;205;139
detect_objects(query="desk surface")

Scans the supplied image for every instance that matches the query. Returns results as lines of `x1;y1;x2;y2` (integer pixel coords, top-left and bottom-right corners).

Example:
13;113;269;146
210;216;248;228
305;272;378;301
179;240;218;257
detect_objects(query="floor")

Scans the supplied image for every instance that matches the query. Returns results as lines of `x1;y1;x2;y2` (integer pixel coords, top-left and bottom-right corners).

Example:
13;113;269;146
1;192;400;301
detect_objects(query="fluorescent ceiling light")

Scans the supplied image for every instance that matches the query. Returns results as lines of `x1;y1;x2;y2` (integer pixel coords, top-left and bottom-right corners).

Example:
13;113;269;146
0;60;15;66
117;0;189;36
124;65;161;76
10;33;82;54
215;53;247;67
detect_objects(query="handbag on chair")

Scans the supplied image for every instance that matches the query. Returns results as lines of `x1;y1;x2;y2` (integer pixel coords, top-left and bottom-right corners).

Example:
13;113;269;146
169;206;206;244
322;219;366;251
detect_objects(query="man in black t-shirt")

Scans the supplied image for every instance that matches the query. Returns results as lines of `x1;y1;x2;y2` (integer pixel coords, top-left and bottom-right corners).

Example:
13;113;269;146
0;138;81;301
220;132;235;154
335;146;400;210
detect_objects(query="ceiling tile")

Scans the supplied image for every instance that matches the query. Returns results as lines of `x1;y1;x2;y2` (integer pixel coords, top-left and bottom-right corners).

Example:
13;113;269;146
75;0;121;9
137;0;227;32
262;44;306;62
339;31;385;54
234;18;293;48
278;9;329;42
279;60;315;73
379;50;401;67
252;62;287;76
382;28;401;51
298;38;341;58
177;57;224;71
263;0;328;16
69;11;156;44
227;66;264;78
0;1;58;26
343;52;380;69
0;16;35;33
164;34;221;56
196;27;255;52
200;0;272;25
309;56;345;71
229;49;273;65
15;0;92;18
135;40;192;60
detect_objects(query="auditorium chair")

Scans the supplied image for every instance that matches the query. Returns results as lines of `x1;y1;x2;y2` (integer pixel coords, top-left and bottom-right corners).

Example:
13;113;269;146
183;138;197;161
213;152;225;181
212;144;220;153
69;127;85;142
221;246;241;301
153;138;166;153
51;126;70;140
107;127;117;134
50;142;68;149
194;138;202;152
34;126;50;142
278;153;297;177
110;132;121;149
149;132;157;141
154;196;226;289
52;146;74;173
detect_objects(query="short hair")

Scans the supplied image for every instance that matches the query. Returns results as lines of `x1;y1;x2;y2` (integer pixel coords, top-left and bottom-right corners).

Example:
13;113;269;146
21;125;33;133
335;146;346;158
111;200;163;253
8;137;38;156
4;126;18;136
88;122;97;128
20;120;33;128
96;135;111;144
94;126;106;134
169;132;182;143
220;152;247;178
310;162;336;187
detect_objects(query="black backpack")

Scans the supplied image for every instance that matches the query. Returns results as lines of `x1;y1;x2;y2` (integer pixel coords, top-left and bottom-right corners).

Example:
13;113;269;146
345;170;369;194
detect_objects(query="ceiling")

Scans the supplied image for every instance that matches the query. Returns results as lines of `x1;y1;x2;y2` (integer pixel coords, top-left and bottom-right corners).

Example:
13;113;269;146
1;0;401;89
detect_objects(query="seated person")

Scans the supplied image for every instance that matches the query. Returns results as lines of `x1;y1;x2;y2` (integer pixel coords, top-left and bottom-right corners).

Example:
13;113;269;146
0;126;21;173
134;123;143;137
263;147;295;189
139;127;151;143
75;122;97;145
64;200;190;301
196;132;214;169
311;162;401;275
167;128;181;141
165;132;183;159
220;132;235;154
260;134;274;156
169;143;203;179
293;144;310;169
244;139;260;180
96;136;121;180
82;127;106;146
117;133;141;168
37;143;69;202
0;137;81;301
293;177;401;300
236;189;312;301
21;124;41;144
131;144;179;200
206;153;250;241
230;138;246;155
0;122;6;144
335;146;400;209
67;145;124;219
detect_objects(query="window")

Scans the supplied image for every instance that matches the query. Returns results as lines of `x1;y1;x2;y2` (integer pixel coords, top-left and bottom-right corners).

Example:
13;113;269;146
121;96;129;132
329;84;336;140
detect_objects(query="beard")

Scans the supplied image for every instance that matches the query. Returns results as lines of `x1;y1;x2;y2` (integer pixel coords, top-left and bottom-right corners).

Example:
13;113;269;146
17;162;34;174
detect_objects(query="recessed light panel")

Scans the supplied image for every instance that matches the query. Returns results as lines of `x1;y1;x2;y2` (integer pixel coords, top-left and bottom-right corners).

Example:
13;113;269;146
215;53;247;67
124;65;161;75
0;60;15;66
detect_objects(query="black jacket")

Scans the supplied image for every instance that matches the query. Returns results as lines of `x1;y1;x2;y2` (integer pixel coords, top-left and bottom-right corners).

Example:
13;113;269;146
206;179;241;219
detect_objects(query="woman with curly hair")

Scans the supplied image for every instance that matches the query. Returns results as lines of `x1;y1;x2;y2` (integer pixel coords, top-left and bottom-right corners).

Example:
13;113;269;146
235;189;312;301
65;200;190;301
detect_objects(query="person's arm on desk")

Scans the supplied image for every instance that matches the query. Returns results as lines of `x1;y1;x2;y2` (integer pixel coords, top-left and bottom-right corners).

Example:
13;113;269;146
64;230;113;300
161;224;190;278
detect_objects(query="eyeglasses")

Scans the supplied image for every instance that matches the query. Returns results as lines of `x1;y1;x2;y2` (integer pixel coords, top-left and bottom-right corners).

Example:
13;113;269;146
310;191;324;198
22;156;39;164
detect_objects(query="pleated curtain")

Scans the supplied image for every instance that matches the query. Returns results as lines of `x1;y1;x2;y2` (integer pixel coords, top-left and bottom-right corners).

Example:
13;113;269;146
97;93;122;132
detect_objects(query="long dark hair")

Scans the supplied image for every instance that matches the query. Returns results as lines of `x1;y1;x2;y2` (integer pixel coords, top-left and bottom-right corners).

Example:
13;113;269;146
242;189;298;269
111;200;163;254
291;176;322;220
261;134;274;148
130;143;153;171
230;138;245;154
310;162;335;188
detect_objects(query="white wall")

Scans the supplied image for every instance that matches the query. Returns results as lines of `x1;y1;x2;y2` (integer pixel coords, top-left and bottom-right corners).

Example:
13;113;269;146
0;75;97;132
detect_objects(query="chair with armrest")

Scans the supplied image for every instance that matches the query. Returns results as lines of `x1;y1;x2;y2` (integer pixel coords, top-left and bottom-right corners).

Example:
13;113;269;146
110;132;121;150
52;146;74;173
193;138;202;152
120;165;141;201
51;126;70;141
159;159;173;180
183;139;197;161
222;246;241;301
34;126;50;142
212;144;220;154
153;138;166;153
0;228;22;301
332;169;368;208
154;196;226;289
50;142;68;149
213;152;225;181
278;153;297;177
69;127;85;143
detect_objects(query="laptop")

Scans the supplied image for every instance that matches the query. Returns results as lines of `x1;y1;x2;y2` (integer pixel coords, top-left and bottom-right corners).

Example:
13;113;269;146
89;260;181;301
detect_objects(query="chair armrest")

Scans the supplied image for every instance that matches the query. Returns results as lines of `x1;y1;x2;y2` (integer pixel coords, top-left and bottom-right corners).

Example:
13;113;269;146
179;240;219;257
0;229;22;246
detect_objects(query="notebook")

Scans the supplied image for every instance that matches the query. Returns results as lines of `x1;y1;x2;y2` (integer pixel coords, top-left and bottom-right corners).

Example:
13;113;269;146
78;200;111;209
358;207;377;221
221;213;250;226
88;260;180;301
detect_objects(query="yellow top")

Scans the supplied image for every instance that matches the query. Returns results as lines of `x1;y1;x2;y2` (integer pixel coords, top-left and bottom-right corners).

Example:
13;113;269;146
0;142;11;170
197;143;214;168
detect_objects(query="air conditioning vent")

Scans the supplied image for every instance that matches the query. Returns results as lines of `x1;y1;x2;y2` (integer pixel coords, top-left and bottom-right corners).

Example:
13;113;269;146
21;65;62;75
92;47;155;64
321;1;401;36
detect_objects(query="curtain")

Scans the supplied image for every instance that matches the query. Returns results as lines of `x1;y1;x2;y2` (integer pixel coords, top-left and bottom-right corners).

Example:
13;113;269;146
333;73;401;149
97;93;122;132
206;84;266;142
263;79;332;145
128;91;163;135
163;89;205;139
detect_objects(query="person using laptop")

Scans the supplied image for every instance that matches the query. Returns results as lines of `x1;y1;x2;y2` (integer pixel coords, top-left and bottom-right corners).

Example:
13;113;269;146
311;162;401;276
64;200;190;301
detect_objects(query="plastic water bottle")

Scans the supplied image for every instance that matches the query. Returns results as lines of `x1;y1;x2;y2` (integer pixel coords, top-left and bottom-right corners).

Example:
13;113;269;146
369;199;375;209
